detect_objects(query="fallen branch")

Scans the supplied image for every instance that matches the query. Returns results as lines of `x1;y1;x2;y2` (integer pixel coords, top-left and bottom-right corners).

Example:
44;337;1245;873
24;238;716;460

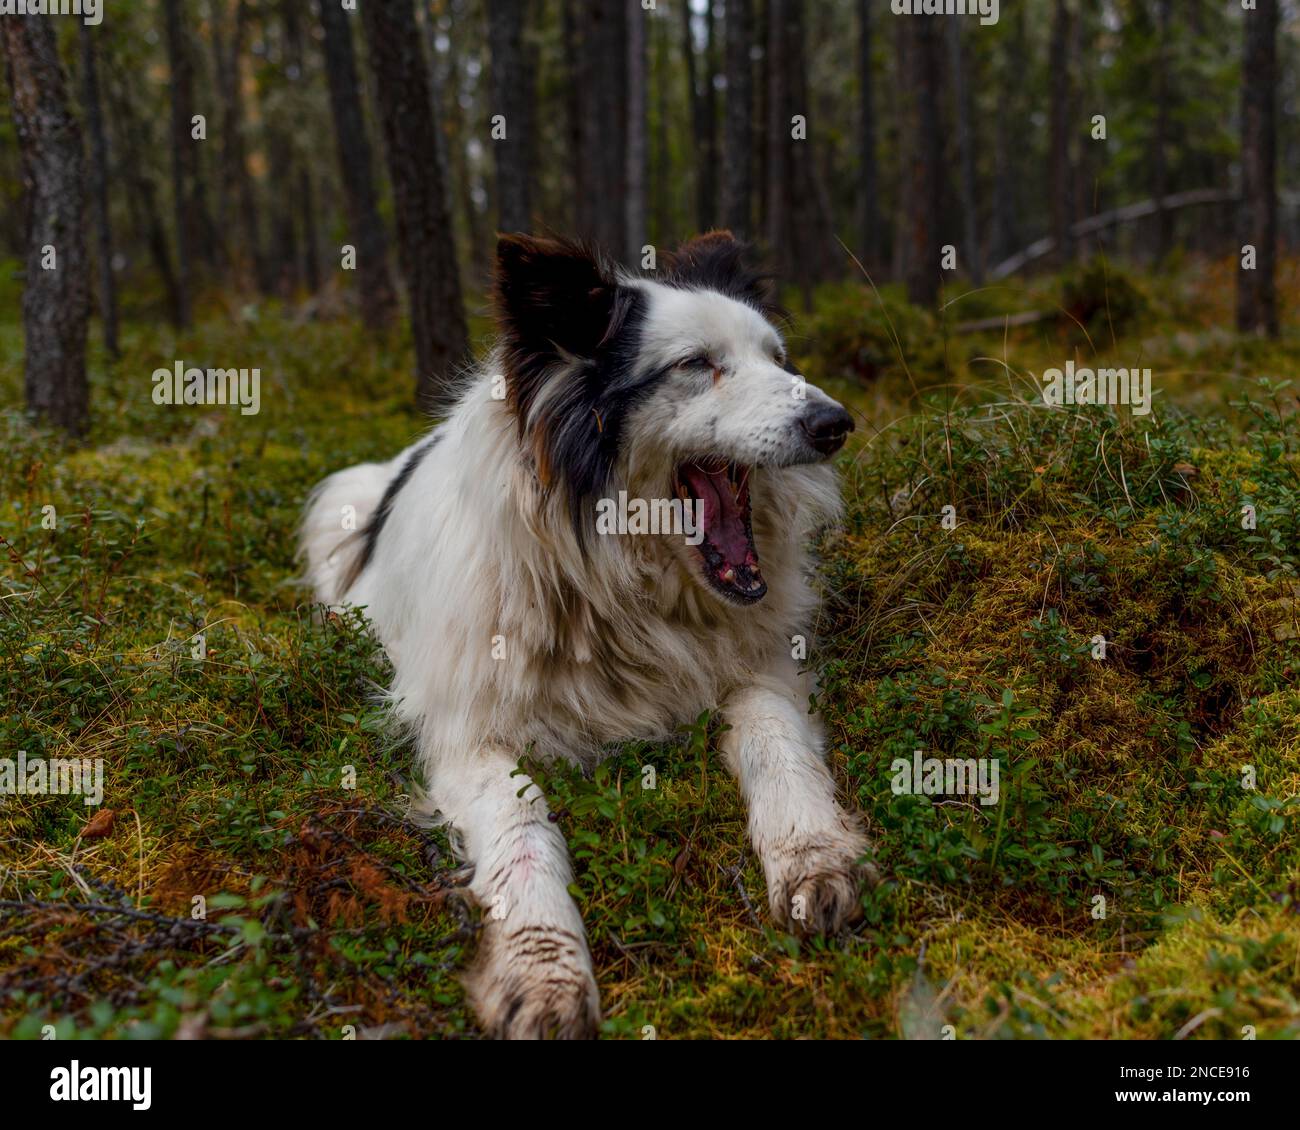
989;189;1240;280
950;310;1053;335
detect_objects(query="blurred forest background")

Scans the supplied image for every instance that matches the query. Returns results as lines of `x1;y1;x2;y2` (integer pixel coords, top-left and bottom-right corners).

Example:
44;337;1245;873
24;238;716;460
1;0;1296;423
2;3;1300;1041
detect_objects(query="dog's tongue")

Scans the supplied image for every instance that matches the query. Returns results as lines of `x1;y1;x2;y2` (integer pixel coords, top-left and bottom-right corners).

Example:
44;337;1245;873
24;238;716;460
680;463;755;565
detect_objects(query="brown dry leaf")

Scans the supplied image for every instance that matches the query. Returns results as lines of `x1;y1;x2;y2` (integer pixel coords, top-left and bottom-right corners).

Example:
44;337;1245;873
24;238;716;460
80;809;115;839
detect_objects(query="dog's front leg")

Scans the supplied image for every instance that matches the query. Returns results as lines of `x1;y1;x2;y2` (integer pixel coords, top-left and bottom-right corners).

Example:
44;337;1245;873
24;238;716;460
720;667;873;934
432;746;599;1039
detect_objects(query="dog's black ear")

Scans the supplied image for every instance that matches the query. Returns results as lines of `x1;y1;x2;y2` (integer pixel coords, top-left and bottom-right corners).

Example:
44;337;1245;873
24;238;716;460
662;230;774;311
494;234;620;363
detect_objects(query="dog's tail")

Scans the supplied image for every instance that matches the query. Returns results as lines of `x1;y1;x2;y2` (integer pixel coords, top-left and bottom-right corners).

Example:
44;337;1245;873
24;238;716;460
297;459;395;605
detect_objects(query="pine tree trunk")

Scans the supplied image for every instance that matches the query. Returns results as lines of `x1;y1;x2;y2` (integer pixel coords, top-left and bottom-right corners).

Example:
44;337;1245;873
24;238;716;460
652;14;672;244
163;0;195;325
682;0;716;233
218;0;270;294
626;0;647;262
785;0;835;298
169;0;219;280
233;0;268;293
281;0;319;295
103;58;183;328
756;0;770;237
575;0;628;253
897;16;943;307
765;0;791;273
361;0;470;408
487;0;534;234
1152;0;1173;261
989;12;1022;264
433;0;489;286
721;0;754;238
1048;0;1075;267
80;24;118;359
264;114;299;297
320;0;397;325
947;20;982;284
1237;0;1279;337
206;0;232;248
562;0;588;236
701;1;719;231
2;15;90;434
855;0;879;270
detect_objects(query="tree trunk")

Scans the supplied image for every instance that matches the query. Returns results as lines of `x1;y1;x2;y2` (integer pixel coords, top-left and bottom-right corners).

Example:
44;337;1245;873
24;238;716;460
2;16;90;434
1069;1;1095;247
213;0;270;294
320;0;397;326
281;0;320;295
164;0;196;325
1152;0;1173;261
756;0;769;237
487;0;534;234
80;24;118;359
652;13;672;244
682;0;717;233
562;0;588;236
702;1;719;231
264;126;298;296
989;8;1023;264
721;0;753;238
574;0;628;253
433;0;490;286
1048;0;1075;267
626;0;647;261
1237;0;1279;337
897;16;943;306
766;0;831;301
855;0;879;270
786;0;835;298
765;0;791;273
361;0;470;408
947;20;982;283
206;0;232;252
103;57;182;328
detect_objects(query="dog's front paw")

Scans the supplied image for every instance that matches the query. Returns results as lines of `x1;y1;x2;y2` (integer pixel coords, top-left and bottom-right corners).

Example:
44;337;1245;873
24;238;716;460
763;816;875;935
464;922;600;1039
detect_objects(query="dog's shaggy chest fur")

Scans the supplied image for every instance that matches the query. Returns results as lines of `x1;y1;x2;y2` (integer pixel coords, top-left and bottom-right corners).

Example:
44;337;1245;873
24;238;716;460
312;373;838;764
300;232;871;1038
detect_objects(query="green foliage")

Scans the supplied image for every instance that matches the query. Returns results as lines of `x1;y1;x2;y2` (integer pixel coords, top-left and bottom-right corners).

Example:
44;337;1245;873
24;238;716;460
1059;258;1154;345
2;269;1299;1038
794;282;943;386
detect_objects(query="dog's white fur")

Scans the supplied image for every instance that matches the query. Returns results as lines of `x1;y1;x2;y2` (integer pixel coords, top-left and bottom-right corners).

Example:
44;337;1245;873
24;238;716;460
299;239;870;1038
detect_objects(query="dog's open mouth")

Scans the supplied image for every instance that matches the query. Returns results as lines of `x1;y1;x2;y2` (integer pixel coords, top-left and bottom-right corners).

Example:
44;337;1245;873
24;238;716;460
673;457;766;604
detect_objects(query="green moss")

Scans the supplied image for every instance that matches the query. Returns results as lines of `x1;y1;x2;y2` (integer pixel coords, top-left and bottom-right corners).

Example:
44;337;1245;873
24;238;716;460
2;266;1298;1038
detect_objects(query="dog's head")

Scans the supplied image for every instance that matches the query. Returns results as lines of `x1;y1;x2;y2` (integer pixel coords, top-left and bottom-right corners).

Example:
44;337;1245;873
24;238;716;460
493;231;853;607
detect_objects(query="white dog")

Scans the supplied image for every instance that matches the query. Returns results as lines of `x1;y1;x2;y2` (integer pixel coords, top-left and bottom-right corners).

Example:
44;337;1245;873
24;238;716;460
300;232;872;1038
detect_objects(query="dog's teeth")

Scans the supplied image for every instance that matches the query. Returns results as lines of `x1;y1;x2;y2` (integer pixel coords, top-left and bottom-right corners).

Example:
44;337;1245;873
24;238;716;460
721;566;735;583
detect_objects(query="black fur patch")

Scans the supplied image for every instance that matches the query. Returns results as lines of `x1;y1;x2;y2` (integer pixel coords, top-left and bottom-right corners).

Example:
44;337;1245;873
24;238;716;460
661;230;778;316
494;235;663;539
493;232;781;542
352;433;440;583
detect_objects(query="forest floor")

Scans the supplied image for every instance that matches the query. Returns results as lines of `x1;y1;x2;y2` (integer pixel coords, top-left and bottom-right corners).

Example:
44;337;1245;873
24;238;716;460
1;256;1298;1039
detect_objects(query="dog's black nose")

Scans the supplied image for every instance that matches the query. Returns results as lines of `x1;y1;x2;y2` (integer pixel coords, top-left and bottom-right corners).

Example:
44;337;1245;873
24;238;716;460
799;404;854;455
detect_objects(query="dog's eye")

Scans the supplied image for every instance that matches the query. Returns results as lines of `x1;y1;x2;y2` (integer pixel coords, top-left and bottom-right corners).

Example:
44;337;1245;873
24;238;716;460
677;354;712;371
772;349;787;367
